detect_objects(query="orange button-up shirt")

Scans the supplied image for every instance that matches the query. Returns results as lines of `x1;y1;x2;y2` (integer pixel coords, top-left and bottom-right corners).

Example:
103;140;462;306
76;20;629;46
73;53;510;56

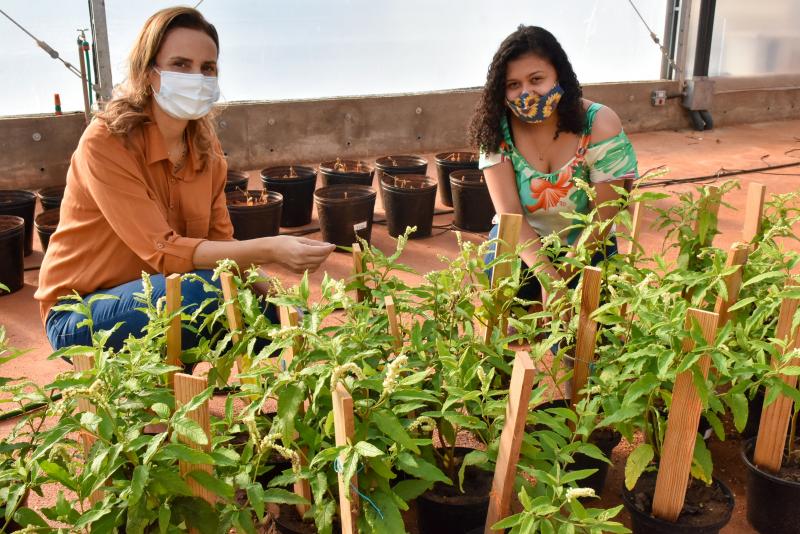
35;115;234;324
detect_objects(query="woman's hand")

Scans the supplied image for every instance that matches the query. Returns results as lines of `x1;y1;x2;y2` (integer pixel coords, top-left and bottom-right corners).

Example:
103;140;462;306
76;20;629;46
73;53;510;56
263;236;335;273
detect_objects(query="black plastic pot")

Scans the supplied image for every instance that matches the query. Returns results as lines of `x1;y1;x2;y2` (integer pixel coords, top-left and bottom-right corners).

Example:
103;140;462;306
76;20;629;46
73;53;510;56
622;472;734;534
0;190;36;256
35;209;60;253
319;159;374;187
742;437;800;534
225;170;250;193
261;166;317;227
380;174;437;239
37;185;66;211
417;448;493;534
314;185;376;248
225;190;283;240
435;152;479;207
0;215;25;295
374;155;428;204
450;169;494;232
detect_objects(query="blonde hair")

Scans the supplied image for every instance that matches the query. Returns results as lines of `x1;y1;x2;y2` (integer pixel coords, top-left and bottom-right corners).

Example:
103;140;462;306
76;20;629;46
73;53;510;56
96;7;220;168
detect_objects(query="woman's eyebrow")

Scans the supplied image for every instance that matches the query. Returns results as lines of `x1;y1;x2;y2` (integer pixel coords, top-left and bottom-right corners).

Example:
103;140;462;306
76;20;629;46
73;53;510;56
167;55;193;63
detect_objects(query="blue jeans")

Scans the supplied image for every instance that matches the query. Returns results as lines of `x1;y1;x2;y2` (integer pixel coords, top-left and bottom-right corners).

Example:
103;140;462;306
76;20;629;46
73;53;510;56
483;224;618;300
45;270;276;352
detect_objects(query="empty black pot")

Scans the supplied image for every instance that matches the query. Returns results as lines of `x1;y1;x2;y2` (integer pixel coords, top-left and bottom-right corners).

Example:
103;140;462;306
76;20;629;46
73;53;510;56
319;159;374;187
261;166;317;227
37;185;66;211
225;170;250;193
742;437;800;534
0;190;36;256
435;152;478;207
225;190;283;240
35;209;60;253
380;174;437;239
0;215;25;294
450;169;494;232
314;185;376;249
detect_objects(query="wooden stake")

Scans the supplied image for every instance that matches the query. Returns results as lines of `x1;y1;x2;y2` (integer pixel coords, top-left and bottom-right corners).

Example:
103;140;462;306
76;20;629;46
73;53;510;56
174;373;215;507
753;291;800;472
166;274;182;384
352;243;366;303
74;354;104;505
485;351;536;533
219;273;255;387
278;305;301;370
652;308;720;522
741;182;766;245
483;213;523;343
693;185;721;247
625;201;644;256
384;296;402;351
571;267;602;407
332;383;359;534
713;243;750;327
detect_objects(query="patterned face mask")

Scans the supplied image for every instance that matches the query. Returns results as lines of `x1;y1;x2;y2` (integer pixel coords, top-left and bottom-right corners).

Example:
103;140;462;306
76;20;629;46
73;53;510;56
506;83;564;123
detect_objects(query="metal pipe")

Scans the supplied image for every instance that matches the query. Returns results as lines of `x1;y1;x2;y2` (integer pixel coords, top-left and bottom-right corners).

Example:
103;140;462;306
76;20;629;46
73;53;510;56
674;0;693;90
693;0;717;77
88;0;113;105
77;38;91;124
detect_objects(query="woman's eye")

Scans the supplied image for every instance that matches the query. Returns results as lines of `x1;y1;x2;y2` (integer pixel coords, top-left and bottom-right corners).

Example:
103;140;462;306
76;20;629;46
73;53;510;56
203;66;217;75
507;82;519;89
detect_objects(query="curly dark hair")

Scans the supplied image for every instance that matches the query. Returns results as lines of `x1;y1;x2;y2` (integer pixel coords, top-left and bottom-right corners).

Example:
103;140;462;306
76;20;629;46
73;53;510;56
468;25;585;153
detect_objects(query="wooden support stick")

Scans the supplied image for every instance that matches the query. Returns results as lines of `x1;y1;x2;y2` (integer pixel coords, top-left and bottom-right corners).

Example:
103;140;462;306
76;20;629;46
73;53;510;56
219;273;255;386
625;201;643;257
483;213;523;343
485;351;536;533
753;291;800;472
713;243;750;327
174;373;215;507
74;354;104;505
384;296;402;351
278;305;301;370
352;243;366;303
741;182;766;245
332;383;359;534
571;267;602;407
166;274;182;384
652;308;720;522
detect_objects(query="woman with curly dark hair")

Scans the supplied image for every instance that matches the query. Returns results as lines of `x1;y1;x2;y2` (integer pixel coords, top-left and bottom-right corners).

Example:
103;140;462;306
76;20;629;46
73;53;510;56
469;25;639;302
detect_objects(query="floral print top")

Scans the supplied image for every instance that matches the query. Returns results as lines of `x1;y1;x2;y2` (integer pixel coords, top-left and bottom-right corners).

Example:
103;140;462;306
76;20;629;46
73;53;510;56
479;103;639;244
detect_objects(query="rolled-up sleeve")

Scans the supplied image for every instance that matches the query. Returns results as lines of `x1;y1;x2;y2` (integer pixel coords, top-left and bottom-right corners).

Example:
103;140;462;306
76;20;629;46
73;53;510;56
80;134;202;274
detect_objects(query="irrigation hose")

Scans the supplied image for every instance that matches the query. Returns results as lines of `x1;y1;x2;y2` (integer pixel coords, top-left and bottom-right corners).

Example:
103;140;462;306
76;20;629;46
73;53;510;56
0;393;61;422
639;161;800;188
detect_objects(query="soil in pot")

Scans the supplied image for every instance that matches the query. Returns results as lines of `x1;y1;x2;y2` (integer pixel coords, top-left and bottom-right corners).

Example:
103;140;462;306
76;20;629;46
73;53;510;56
314;184;376;249
260;166;317;227
434;152;479;208
226;170;251;193
0;190;36;256
37;184;66;211
417;447;493;534
34;209;60;253
742;437;800;534
450;169;494;232
374;155;428;204
380;174;437;239
0;215;25;294
622;471;734;534
226;190;283;240
319;158;374;187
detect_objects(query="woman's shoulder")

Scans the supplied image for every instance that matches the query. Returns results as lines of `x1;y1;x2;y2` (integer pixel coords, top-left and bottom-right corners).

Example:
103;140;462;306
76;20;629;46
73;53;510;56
582;99;623;143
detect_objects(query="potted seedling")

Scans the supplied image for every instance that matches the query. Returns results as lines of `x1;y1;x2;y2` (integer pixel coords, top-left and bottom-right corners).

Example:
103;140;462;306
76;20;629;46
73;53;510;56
226;189;284;240
450;169;494;232
319;158;374;187
434;152;478;208
0;190;36;256
0;215;25;294
34;209;60;253
314;185;376;249
36;184;66;211
225;169;250;193
261;166;318;227
380;173;437;239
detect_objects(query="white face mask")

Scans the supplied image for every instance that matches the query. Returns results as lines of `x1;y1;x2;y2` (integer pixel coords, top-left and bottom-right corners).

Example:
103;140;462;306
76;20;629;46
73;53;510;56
152;69;220;120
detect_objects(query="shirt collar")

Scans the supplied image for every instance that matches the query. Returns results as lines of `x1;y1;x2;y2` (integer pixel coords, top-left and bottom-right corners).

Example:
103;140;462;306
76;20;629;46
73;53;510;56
143;106;203;176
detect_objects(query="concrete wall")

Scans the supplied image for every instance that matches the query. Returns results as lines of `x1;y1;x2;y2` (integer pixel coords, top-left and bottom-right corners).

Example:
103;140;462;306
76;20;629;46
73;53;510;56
1;75;799;190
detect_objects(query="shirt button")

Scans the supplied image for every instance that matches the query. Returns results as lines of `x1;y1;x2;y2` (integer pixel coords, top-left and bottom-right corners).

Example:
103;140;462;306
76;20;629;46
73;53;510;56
170;178;177;184
169;202;174;209
157;243;165;249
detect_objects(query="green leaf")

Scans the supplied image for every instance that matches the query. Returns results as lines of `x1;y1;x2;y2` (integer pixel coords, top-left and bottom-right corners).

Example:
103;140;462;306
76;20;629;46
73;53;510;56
74;507;112;529
691;437;713;484
262;488;311;505
354;441;383;458
151;402;171;420
396;452;451;485
458;450;488;492
742;271;784;289
173;417;209;446
372;410;419;454
39;460;79;491
130;464;149;507
12;508;49;528
625;443;654;490
159;443;215;465
188;470;235;500
392;479;433;501
726;392;749;433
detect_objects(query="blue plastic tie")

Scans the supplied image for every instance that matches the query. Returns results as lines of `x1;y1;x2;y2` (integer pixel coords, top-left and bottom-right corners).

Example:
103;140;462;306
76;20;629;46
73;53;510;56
333;457;384;520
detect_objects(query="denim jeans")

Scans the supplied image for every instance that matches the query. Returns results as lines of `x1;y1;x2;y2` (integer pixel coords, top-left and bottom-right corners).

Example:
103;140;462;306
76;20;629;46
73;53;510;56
483;224;618;300
45;270;277;352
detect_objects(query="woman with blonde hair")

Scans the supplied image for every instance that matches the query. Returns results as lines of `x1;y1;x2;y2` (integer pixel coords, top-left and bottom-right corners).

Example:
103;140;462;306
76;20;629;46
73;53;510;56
36;6;334;351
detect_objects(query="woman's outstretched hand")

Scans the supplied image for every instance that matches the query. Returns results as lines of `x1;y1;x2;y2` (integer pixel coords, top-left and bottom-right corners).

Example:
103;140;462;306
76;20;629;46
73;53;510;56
264;236;336;273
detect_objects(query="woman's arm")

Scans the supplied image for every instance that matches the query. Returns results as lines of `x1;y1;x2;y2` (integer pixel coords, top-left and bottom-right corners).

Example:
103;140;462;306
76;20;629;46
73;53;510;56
193;236;335;273
483;160;562;281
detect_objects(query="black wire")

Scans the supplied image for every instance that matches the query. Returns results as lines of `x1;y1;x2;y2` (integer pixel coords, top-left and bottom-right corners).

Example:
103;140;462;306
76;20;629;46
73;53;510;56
0;393;62;422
